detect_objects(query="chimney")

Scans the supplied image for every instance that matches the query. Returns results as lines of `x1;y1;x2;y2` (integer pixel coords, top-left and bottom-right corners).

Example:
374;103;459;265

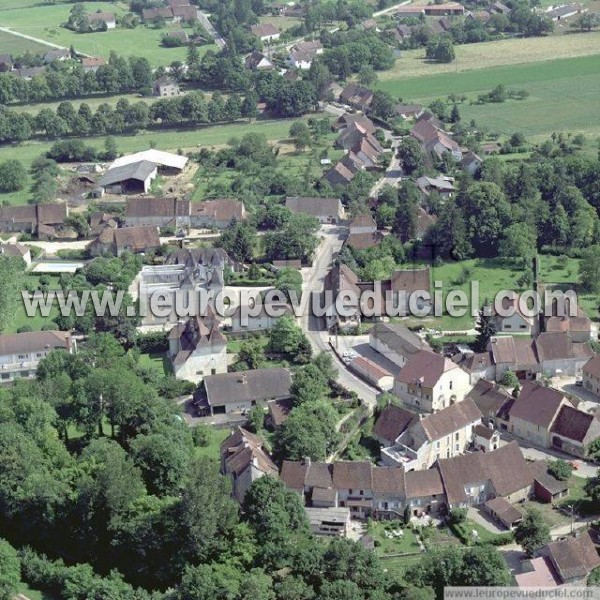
304;456;311;467
239;373;247;384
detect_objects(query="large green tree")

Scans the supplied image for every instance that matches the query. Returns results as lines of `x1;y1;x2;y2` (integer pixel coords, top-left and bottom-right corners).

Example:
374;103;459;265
514;508;551;558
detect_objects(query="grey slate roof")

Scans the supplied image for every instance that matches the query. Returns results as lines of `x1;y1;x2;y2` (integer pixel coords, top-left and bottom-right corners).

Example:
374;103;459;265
98;160;156;187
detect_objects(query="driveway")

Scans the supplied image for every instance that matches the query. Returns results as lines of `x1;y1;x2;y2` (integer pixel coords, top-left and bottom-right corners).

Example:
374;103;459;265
300;226;378;409
467;507;507;535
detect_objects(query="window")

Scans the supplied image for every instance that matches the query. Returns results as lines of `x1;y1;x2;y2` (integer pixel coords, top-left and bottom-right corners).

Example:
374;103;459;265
505;324;512;329
455;444;459;451
211;368;216;375
36;352;45;358
449;380;453;390
17;354;27;360
359;489;364;495
348;489;353;494
435;441;440;449
455;432;459;441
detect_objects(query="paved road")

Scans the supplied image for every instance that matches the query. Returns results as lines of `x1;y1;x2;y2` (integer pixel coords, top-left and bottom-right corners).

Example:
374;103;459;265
301;226;378;409
370;134;403;198
197;11;226;49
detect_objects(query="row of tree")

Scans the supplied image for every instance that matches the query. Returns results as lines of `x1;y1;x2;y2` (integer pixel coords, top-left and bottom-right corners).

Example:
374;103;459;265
0;52;153;105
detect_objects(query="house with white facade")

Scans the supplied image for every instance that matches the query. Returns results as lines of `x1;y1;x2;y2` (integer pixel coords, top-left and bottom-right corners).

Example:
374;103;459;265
379;398;483;470
393;350;473;413
0;331;74;383
168;314;227;383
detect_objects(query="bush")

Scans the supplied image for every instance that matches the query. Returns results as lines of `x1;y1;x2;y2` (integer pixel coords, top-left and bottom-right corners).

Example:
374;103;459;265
547;459;573;481
448;507;468;525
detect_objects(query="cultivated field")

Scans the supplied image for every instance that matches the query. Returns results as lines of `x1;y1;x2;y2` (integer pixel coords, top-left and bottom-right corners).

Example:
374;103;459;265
379;54;600;138
380;31;600;81
0;1;216;66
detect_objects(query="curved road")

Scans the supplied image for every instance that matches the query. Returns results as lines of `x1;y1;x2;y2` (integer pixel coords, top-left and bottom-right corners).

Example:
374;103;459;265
301;226;378;409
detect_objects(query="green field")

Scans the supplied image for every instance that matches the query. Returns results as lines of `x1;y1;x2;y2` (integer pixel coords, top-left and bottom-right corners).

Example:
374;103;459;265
0;1;215;66
0;29;50;55
378;54;600;139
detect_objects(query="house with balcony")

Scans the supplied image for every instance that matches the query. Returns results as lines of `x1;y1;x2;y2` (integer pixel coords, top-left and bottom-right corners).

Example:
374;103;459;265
379;399;482;470
0;331;74;383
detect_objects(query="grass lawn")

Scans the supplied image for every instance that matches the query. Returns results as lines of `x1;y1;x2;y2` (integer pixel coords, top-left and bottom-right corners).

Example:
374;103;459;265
378;53;600;138
558;474;600;518
0;29;50;55
369;521;422;556
138;352;171;376
451;518;513;545
398;257;525;331
194;426;230;460
0;1;216;66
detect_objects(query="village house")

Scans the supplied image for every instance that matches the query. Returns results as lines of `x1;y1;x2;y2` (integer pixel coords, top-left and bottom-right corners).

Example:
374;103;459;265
519;529;600;588
339;83;374;111
0;203;68;237
88;11;117;29
335;122;377;150
372;404;417;447
349;212;377;234
324;160;357;188
225;300;293;334
333;113;376;133
0;242;31;266
466;378;514;427
198;367;292;416
305;507;351;537
142;7;176;22
391;23;413;43
438;441;533;509
323;263;363;331
349;356;394;390
452;350;496;384
546;3;583;20
168;314;227;383
483;497;523;529
81;56;106;72
0;331;74;383
89;225;161;256
492;291;537;334
461;150;483;175
267;397;294;430
508;381;569;447
191;199;246;229
43;49;70;64
394;103;424;120
543;301;593;342
535;331;593;377
345;211;384;250
281;442;534;520
531;460;569;504
393;350;473;413
220;427;278;502
379;398;483;470
285;196;344;223
250;23;280;42
124;197;191;229
488;335;539;381
389;267;432;316
424;2;465;15
244;51;274;70
153;75;180;97
472;423;500;452
0;54;13;72
416;175;455;198
287;40;323;69
411;118;462;161
583;354;600;397
369;322;428;369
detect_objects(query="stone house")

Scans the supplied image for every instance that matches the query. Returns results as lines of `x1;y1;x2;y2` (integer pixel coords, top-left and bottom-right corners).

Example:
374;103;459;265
393;350;473;413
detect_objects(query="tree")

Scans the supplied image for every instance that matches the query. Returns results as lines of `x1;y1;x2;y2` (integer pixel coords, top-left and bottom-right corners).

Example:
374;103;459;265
499;222;537;261
104;136;118;160
289;121;312;152
448;507;467;525
397;137;424;175
501;370;519;388
579;245;600;292
0;538;20;600
410;545;510;596
584;470;600;503
0;159;27;192
571;12;599;31
218;219;256;263
371;89;396;121
474;305;497;352
178;562;242;600
276;400;339;460
514;508;551;558
547;459;573;482
291;363;329;406
358;65;378;86
426;37;455;63
237;338;264;370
